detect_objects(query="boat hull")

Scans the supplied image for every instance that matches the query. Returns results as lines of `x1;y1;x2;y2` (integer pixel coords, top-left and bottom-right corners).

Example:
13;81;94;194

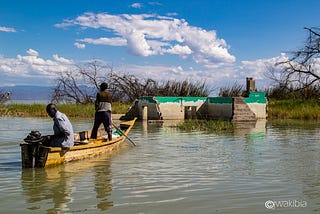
20;118;136;168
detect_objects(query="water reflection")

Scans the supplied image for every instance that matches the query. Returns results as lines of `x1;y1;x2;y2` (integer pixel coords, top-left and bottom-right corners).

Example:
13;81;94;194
266;120;320;213
233;119;266;138
93;159;113;211
21;167;74;212
141;119;267;138
21;155;114;213
1;117;318;213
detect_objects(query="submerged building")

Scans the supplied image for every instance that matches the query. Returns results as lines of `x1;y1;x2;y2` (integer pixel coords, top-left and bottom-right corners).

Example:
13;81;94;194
120;78;267;122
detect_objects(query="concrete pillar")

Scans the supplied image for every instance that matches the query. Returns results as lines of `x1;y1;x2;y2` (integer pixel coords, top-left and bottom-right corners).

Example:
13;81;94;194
246;77;256;94
142;106;148;120
142;120;148;135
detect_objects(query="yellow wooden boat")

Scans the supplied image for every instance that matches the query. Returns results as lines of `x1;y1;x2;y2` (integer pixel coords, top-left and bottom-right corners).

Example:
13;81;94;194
20;118;137;168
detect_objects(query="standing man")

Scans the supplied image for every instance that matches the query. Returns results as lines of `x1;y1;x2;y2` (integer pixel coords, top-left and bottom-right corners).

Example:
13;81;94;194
45;103;74;148
90;82;113;141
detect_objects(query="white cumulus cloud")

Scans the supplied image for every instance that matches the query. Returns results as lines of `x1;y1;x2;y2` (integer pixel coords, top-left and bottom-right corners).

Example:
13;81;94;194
53;54;74;64
239;53;289;80
79;37;127;46
0;50;295;91
27;49;39;56
74;42;86;49
55;12;236;66
0;26;16;32
131;3;143;9
0;50;74;78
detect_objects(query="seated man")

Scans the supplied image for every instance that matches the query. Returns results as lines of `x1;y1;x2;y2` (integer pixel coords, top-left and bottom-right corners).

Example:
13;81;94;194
44;103;74;148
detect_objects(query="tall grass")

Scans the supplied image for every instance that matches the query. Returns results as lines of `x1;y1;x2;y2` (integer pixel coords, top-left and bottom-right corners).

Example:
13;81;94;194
1;104;47;117
219;82;245;97
177;119;234;132
268;99;320;120
0;102;131;118
265;84;320;100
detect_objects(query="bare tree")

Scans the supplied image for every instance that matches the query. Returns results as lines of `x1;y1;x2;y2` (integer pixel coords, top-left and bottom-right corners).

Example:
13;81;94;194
110;73;158;102
0;91;10;104
110;73;210;102
52;61;111;104
52;60;210;103
275;27;320;90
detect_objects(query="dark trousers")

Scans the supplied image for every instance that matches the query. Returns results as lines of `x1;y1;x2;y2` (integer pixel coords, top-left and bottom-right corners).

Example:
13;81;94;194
90;111;112;139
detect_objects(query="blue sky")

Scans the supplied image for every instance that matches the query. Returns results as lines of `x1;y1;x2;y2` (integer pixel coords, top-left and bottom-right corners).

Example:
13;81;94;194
1;0;320;92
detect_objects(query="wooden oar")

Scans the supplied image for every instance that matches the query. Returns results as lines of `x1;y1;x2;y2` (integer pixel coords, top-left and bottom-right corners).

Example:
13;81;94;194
112;122;136;146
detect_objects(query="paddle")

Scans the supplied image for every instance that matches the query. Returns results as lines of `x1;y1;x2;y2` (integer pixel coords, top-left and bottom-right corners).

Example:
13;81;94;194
112;122;136;146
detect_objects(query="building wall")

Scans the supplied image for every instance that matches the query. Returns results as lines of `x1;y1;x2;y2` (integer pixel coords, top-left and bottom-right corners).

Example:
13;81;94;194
136;103;161;120
124;94;267;121
136;97;160;120
159;103;184;120
158;97;206;120
136;96;206;120
243;92;267;119
246;103;267;119
206;97;233;120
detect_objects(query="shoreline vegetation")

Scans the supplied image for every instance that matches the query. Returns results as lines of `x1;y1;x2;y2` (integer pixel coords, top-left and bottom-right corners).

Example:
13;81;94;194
1;99;320;120
0;102;131;118
267;99;320;120
176;120;234;132
1;99;320;131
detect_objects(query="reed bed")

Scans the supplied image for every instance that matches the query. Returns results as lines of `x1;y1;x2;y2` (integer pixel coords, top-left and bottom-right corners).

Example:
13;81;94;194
0;102;131;118
268;99;320;120
177;119;234;132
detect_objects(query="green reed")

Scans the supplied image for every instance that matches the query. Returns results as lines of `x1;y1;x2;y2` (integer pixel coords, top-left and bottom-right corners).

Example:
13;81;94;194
177;119;234;132
0;102;131;118
268;99;320;120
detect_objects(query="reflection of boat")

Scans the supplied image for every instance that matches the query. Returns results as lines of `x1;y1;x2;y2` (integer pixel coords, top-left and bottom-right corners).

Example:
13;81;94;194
21;155;114;213
20;118;136;168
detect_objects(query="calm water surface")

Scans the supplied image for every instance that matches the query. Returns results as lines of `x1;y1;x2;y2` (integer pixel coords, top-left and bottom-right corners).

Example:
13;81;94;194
0;117;319;214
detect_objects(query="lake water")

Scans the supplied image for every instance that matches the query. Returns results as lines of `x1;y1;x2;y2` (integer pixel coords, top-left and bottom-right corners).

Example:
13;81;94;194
0;117;319;214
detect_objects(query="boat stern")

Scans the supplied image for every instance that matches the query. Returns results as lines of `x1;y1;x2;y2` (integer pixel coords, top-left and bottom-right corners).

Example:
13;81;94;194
20;142;49;168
